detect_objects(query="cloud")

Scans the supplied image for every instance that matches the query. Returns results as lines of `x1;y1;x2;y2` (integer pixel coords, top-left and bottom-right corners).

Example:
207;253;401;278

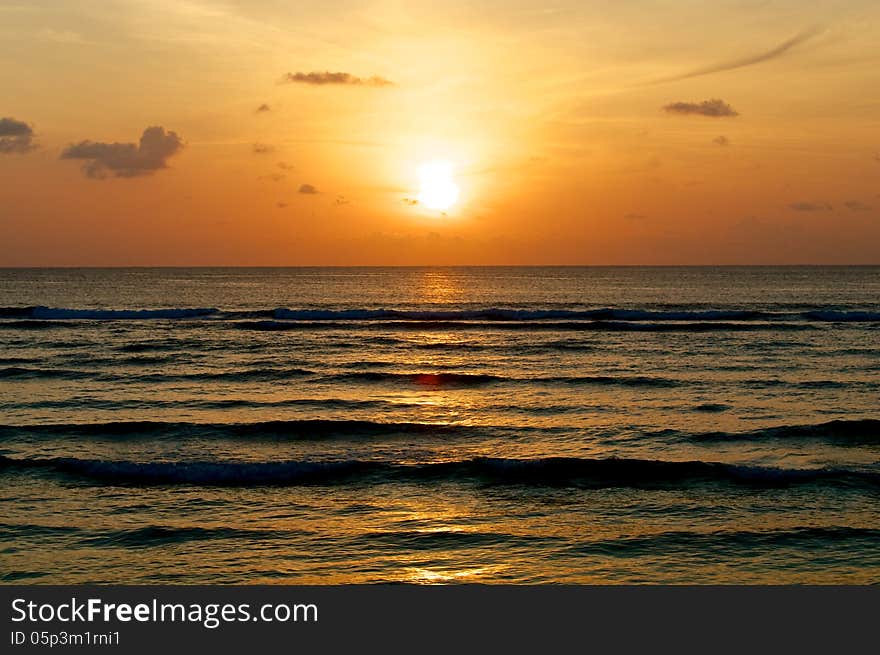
663;99;739;117
298;183;318;194
60;126;183;178
282;71;393;87
278;161;294;170
256;103;271;113
335;195;350;206
277;202;288;209
844;200;872;211
252;143;274;154
789;201;832;212
259;173;285;182
654;26;822;84
713;136;730;146
402;198;419;206
0;117;37;154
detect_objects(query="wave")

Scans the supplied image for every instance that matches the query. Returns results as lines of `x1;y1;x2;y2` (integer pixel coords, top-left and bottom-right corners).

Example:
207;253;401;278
569;526;880;556
0;366;94;380
0;397;426;412
688;418;880;444
693;403;731;413
272;308;784;321
266;307;880;322
0;522;82;540
318;371;502;386
234;319;814;333
0;320;78;330
0;357;42;365
76;525;304;548
803;310;880;322
0;419;472;441
3;306;218;320
358;529;556;550
315;371;680;388
145;368;316;383
2;454;877;489
4;305;878;324
0;363;682;387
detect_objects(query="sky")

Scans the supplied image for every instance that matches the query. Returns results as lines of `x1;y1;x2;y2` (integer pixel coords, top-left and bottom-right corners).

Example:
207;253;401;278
1;0;878;265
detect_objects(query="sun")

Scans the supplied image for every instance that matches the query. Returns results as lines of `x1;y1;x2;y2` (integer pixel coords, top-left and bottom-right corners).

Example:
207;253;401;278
417;160;459;211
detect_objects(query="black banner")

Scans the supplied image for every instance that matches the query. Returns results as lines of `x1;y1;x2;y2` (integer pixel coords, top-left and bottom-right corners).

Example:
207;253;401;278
2;586;877;653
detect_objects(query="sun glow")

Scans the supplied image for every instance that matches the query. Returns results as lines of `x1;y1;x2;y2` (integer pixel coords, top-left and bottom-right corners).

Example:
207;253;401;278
417;160;459;211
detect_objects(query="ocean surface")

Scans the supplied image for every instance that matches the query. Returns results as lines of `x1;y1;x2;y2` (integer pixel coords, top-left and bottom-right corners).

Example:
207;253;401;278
1;266;878;584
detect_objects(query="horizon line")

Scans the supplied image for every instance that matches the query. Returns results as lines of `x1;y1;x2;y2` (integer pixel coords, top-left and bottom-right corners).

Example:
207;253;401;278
2;263;879;269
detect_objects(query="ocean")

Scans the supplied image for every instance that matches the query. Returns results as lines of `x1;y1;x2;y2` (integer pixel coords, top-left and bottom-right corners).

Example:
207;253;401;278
1;266;878;584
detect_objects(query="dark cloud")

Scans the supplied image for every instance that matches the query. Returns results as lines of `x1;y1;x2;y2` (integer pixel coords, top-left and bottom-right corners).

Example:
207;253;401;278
0;117;37;154
713;135;730;146
60;126;183;178
663;99;739;117
789;201;832;212
282;71;393;87
654;26;822;84
298;183;318;194
252;143;274;154
256;103;271;113
844;200;872;211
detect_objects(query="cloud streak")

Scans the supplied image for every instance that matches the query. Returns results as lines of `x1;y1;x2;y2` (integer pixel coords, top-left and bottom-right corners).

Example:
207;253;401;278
654;26;822;84
663;99;739;117
60;126;183;178
0;117;37;154
282;71;393;87
789;201;832;212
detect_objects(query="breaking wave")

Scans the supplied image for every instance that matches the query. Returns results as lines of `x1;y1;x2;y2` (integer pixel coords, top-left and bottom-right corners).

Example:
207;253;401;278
2;454;877;489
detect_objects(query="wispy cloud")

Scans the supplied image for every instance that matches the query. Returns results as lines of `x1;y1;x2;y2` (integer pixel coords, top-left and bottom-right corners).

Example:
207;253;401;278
60;126;183;178
0;117;36;154
713;136;730;146
663;99;739;117
252;143;274;154
844;200;872;211
789;201;832;212
282;71;393;87
653;26;822;84
298;183;318;194
255;103;271;113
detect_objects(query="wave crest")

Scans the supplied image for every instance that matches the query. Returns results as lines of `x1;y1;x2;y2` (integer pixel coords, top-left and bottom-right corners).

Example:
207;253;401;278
2;454;876;489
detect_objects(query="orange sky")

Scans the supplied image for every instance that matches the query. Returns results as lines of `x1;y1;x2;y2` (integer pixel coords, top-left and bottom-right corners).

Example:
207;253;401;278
1;1;878;265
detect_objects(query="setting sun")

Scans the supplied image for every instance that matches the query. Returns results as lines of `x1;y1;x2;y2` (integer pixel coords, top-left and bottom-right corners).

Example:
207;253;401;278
417;160;459;211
